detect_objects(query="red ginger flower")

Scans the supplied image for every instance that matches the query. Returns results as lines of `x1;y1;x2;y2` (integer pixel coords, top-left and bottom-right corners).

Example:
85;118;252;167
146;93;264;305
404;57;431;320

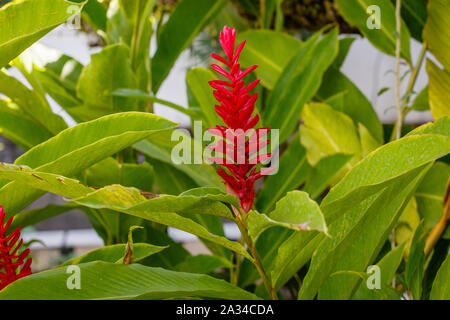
0;206;32;290
207;26;273;213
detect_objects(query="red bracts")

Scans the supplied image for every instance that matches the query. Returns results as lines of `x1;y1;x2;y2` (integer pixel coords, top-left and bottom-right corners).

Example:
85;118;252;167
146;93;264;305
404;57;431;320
0;206;32;290
207;26;272;213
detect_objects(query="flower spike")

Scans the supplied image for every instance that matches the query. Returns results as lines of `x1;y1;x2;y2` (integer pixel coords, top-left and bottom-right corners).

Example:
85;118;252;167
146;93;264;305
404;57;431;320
0;206;32;290
207;26;272;212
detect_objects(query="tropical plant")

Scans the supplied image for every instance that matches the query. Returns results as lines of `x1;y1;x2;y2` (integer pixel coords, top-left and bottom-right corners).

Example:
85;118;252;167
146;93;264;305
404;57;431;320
0;0;448;300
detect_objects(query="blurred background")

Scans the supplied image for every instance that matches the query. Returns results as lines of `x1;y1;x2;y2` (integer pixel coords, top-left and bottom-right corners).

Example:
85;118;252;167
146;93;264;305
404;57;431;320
0;0;434;271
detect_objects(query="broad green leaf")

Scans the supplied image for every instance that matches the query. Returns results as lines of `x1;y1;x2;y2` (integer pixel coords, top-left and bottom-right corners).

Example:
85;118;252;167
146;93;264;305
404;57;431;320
430;254;450;300
0;70;68;135
82;0;107;31
112;88;196;117
247;191;328;242
359;123;382;157
77;44;137;111
411;86;429;111
61;243;167;266
352;244;405;300
316;66;383;143
333;37;356;69
85;158;154;191
426;60;450;119
10;203;80;230
405;224;426;299
0;164;247;259
256;134;311;212
394;198;420;250
423;0;450;71
106;0;133;46
322;134;450;209
134;130;224;190
392;0;427;42
12;46;83;110
20;43;83;92
300;165;429;300
264;29;338;143
148;159;230;259
186;67;219;127
300;103;361;169
0;262;260;300
73;185;237;220
237;30;302;89
271;133;450;290
175;254;233;274
302;153;353;199
151;0;226;92
0;0;85;68
72;188;249;259
415;162;450;231
407;116;450;137
0;100;52;149
0;112;176;216
336;0;411;63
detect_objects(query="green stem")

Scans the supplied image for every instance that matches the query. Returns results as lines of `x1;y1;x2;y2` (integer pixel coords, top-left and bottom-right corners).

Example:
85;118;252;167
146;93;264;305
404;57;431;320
234;207;278;300
393;0;402;141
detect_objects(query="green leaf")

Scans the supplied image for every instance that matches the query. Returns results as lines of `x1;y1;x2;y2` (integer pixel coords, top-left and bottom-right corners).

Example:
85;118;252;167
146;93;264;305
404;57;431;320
10;203;80;230
271;132;450;290
336;0;411;63
237;30;302;89
186;67;219;127
426;60;450;119
300;103;361;168
0;262;260;300
359;123;382;157
61;243;167;266
0;164;248;259
415;162;450;231
0;100;52;149
411;86;429;111
0;0;85;68
248;191;328;242
77;44;137;111
112;88;196;117
0;70;68;135
352;244;405;300
322;134;450;209
303;153;353;199
300;165;430;300
430;254;450;300
316;66;383;143
405;224;426;299
0;112;176;216
151;0;226;92
134;130;224;190
423;0;450;71
394;0;427;42
73;185;237;220
407;116;450;137
264;29;339;143
82;0;107;31
175;254;233;274
333;37;356;69
256;134;311;212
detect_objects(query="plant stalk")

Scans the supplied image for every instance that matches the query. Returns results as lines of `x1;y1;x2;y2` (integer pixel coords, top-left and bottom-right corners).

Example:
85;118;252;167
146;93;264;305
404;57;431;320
233;207;278;300
393;0;403;141
425;178;450;255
